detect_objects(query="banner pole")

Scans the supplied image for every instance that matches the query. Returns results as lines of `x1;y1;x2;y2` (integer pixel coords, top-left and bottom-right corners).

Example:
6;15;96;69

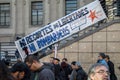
54;43;58;58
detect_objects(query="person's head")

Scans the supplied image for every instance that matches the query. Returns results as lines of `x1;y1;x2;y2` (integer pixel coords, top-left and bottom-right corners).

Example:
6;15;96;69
50;57;54;63
61;62;67;68
10;62;28;80
16;36;21;40
98;53;106;60
53;58;60;64
62;58;68;63
71;61;81;70
88;63;110;80
24;54;42;71
105;55;110;62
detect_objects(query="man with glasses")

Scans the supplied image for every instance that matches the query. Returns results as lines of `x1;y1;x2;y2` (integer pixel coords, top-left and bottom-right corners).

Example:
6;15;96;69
24;54;55;80
87;63;110;80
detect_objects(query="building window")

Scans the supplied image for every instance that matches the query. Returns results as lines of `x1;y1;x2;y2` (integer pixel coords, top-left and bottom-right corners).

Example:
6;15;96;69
65;0;77;15
116;0;120;16
0;3;10;27
31;1;43;26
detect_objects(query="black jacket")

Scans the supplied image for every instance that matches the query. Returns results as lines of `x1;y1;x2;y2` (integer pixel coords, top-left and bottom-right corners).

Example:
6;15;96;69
33;66;55;80
76;67;87;80
107;60;117;80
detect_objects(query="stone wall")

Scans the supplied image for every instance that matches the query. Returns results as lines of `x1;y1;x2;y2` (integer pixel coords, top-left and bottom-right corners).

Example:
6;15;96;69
42;23;120;79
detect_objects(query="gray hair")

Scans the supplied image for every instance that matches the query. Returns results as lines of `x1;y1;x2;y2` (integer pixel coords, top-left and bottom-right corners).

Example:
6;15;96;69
87;63;108;80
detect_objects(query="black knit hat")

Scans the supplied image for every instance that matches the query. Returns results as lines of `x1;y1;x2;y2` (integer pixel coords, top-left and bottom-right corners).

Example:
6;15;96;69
10;62;26;73
53;58;60;61
99;52;106;59
62;58;68;61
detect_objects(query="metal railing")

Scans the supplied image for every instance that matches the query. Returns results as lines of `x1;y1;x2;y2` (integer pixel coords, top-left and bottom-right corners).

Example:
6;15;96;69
0;42;17;65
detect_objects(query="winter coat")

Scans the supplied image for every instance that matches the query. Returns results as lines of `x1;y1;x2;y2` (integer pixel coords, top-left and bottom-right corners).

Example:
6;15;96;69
34;66;55;80
107;60;117;80
76;67;87;80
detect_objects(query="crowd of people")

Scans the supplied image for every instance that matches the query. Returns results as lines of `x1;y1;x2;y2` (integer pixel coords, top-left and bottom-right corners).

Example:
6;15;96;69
0;52;118;80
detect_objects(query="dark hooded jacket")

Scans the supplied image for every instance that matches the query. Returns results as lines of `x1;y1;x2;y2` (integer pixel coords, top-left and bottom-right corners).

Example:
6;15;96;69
33;65;55;80
76;67;87;80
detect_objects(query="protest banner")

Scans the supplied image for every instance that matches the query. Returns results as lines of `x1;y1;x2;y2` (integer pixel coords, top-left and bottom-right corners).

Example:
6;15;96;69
15;0;107;60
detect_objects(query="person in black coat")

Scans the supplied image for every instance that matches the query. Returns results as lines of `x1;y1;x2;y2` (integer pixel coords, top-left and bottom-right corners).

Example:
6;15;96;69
105;55;117;80
61;62;71;80
53;58;63;80
70;61;87;80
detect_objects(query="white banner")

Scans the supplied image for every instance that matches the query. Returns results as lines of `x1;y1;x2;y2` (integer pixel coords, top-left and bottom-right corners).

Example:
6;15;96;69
15;0;107;60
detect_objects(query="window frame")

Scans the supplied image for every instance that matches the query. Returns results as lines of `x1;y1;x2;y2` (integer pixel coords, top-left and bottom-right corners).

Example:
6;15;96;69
31;1;44;26
65;0;78;15
0;3;10;28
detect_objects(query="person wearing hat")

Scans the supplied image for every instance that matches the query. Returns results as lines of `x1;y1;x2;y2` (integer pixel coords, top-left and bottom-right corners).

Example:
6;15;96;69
53;58;60;64
61;58;72;80
53;58;63;80
97;52;108;68
70;61;87;80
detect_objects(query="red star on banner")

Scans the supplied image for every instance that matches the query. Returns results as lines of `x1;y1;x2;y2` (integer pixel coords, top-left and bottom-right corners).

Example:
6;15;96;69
89;10;98;22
